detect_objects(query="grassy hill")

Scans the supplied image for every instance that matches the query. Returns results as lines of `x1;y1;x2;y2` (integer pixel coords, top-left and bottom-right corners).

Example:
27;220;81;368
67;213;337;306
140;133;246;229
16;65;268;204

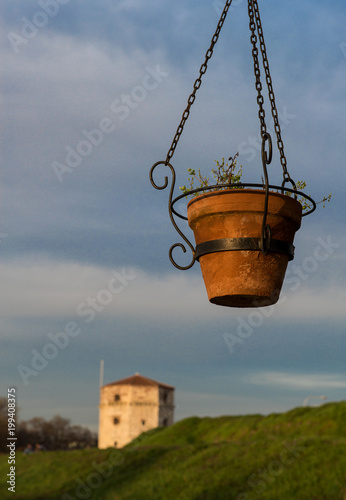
1;402;345;500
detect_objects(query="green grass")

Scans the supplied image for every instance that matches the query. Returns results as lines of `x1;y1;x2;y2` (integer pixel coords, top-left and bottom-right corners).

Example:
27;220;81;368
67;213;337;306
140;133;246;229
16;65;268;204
1;402;345;500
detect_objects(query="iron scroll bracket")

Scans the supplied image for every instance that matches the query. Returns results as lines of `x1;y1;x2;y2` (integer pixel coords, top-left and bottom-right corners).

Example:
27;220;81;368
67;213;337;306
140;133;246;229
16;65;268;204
150;161;196;270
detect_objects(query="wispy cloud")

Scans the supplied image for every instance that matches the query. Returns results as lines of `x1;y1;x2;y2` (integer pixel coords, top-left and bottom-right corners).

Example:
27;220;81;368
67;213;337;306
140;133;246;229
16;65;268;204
1;256;345;323
247;372;346;390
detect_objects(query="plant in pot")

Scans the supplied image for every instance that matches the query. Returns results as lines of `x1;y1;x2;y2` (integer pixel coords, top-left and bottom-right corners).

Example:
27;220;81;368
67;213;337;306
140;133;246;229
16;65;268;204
179;153;331;308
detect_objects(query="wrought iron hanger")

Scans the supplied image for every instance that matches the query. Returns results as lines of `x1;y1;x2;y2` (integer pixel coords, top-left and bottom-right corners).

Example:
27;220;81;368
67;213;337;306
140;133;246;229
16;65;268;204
150;0;316;270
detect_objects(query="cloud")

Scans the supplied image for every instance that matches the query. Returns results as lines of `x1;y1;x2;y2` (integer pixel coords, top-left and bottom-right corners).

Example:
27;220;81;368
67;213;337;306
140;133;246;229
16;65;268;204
274;287;346;321
1;252;345;325
0;258;205;320
247;371;346;390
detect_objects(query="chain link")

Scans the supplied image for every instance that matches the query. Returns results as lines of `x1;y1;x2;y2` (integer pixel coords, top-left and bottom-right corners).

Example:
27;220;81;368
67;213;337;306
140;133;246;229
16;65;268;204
165;0;234;165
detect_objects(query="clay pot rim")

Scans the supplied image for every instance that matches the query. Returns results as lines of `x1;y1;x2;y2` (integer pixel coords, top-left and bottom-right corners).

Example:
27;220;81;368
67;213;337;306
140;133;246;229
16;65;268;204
187;188;301;210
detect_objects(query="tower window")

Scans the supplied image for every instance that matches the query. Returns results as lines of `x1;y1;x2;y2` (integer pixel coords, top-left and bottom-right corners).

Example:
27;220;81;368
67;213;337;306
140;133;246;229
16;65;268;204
141;419;146;425
114;394;120;402
162;392;168;404
113;417;120;425
163;418;168;427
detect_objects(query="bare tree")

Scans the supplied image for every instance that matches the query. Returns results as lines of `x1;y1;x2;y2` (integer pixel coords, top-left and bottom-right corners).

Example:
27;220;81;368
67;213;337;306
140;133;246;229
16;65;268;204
18;414;97;450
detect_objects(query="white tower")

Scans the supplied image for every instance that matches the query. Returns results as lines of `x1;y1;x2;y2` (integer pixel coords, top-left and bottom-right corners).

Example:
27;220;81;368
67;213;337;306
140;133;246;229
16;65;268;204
98;373;175;449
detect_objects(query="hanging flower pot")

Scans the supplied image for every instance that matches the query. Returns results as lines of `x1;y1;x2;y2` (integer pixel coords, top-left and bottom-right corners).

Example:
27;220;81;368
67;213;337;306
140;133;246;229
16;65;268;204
187;189;302;307
149;0;322;308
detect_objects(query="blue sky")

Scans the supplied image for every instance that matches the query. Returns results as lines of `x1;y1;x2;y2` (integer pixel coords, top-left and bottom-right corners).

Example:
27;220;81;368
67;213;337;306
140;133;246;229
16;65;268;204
0;0;345;432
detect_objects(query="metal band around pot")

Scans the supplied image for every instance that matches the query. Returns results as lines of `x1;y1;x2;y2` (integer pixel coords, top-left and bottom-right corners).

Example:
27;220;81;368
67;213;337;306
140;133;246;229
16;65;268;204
195;237;295;261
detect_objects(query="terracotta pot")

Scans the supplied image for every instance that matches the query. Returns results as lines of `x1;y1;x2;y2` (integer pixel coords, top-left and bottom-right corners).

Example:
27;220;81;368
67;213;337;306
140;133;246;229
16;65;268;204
187;189;302;308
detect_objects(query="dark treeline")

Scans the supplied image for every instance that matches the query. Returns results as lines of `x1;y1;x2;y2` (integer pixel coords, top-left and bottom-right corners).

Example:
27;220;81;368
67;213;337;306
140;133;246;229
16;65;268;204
0;396;97;452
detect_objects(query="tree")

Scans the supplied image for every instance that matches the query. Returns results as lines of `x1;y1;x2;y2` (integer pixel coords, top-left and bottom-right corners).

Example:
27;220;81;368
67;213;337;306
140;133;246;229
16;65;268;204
0;395;97;450
18;415;97;450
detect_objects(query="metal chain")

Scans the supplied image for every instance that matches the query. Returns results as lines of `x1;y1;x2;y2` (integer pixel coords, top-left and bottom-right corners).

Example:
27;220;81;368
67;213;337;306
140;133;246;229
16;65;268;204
250;0;293;184
165;0;234;165
248;0;272;255
248;0;267;140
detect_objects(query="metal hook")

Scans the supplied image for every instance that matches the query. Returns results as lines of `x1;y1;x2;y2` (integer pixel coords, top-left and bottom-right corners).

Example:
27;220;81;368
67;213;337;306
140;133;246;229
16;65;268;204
260;133;272;256
261;132;272;165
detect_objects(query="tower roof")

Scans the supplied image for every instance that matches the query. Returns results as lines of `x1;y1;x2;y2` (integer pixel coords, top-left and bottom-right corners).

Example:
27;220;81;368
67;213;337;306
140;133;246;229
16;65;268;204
103;373;174;390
